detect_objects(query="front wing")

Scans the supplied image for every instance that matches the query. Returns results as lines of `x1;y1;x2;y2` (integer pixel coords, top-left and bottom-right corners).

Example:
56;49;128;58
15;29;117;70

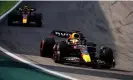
54;57;115;68
11;20;37;26
58;57;92;65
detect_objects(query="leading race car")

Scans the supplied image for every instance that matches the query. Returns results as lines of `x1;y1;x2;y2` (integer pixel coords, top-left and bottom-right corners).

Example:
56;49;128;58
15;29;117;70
40;30;115;69
8;5;42;27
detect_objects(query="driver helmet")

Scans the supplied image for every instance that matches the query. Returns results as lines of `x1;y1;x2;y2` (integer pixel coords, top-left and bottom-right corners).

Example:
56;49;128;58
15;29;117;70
69;33;80;44
69;33;80;39
23;6;29;13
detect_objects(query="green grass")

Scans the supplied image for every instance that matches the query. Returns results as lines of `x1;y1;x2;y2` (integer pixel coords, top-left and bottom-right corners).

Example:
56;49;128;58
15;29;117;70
0;1;18;16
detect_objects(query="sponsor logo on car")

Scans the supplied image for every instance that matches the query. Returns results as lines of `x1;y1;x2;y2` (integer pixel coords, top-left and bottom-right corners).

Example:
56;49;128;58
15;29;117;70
65;57;80;61
55;31;71;37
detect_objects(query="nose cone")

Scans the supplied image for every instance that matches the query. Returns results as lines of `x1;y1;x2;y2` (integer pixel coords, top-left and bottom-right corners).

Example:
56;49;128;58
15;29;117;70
82;54;91;63
23;18;27;23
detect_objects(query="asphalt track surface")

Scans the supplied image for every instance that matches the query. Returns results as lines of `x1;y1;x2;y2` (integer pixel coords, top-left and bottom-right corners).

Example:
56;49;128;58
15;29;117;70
0;1;133;80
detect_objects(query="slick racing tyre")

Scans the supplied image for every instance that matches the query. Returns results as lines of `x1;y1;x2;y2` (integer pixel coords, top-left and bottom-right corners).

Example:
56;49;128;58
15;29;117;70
8;13;15;26
37;21;42;27
40;38;55;57
8;12;21;26
99;46;114;69
28;13;42;27
34;13;42;27
53;42;69;63
8;18;13;26
59;42;70;58
92;46;114;69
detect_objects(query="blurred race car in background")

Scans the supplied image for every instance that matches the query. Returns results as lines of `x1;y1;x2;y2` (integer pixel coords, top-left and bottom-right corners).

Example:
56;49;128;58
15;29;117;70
8;5;42;27
40;30;115;69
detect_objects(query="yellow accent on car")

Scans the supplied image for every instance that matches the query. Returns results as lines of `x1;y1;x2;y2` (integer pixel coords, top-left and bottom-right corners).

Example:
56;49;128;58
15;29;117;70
23;18;27;23
70;39;78;44
82;54;91;62
71;33;77;39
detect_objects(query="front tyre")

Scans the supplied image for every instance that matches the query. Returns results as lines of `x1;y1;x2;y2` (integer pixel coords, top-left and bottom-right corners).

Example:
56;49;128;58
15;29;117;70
92;46;115;69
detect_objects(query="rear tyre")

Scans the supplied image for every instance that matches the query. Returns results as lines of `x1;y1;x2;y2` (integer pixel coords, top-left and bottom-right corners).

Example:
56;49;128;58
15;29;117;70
40;38;55;57
8;19;13;26
8;14;14;26
34;13;42;27
8;12;21;26
36;21;42;27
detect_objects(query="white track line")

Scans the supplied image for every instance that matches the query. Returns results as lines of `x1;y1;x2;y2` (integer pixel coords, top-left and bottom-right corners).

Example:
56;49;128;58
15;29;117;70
0;0;22;20
0;46;78;80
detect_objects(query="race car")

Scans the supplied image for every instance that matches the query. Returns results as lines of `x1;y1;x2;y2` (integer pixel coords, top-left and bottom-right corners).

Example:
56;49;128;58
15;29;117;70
8;5;42;27
40;30;115;69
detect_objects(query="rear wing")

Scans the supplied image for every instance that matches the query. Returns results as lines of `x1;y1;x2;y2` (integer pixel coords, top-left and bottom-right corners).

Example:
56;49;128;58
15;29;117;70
50;30;85;39
50;30;72;38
